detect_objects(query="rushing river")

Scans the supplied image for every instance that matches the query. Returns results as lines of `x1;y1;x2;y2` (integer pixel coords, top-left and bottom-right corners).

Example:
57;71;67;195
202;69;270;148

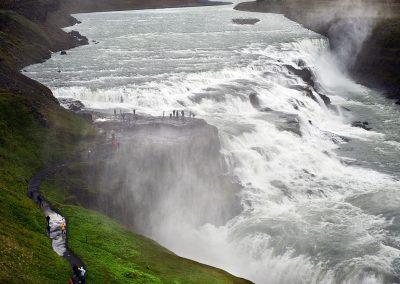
25;2;400;283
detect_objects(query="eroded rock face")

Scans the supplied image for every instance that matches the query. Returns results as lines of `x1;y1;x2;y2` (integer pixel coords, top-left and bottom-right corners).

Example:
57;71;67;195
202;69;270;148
91;118;242;236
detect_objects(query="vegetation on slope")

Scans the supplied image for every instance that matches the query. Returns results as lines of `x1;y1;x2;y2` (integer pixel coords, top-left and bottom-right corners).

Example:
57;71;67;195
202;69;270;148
41;180;249;283
0;89;94;282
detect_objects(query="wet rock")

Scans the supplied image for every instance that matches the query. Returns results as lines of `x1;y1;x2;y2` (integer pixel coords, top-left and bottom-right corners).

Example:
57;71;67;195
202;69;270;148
351;121;372;130
289;84;319;103
260;107;273;112
290;98;305;110
249;92;260;108
232;18;260;25
58;98;85;112
324;130;350;144
60;50;67;55
275;112;301;136
297;59;307;67
270;180;292;198
68;30;89;45
319;93;331;107
285;64;315;88
303;169;316;178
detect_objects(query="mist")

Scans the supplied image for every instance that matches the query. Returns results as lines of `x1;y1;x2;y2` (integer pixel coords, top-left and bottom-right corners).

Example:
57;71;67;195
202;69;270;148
90;120;242;240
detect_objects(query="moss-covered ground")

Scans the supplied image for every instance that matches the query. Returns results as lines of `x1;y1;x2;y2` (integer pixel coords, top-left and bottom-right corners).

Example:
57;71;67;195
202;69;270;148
0;89;94;282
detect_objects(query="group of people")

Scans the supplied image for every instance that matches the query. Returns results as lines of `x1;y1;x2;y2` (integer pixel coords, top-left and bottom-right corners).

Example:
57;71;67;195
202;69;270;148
113;107;197;121
69;265;86;284
45;215;66;237
169;110;196;119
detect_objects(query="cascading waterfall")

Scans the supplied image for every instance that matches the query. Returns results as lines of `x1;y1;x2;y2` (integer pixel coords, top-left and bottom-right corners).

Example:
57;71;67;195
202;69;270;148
25;5;400;283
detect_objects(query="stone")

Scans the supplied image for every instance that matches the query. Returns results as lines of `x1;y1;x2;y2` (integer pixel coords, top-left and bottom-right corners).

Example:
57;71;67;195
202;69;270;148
232;18;260;25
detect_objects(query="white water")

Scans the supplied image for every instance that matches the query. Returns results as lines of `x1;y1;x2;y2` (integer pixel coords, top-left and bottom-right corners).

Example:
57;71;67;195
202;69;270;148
25;3;400;283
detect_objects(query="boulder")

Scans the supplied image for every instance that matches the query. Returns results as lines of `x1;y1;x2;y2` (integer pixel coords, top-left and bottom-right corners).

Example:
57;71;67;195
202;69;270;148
58;98;85;112
60;50;67;55
68;30;89;45
249;92;260;108
232;18;260;25
351;121;372;130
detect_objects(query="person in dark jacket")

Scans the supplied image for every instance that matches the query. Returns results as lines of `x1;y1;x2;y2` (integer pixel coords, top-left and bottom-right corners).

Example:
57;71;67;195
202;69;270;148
46;216;50;235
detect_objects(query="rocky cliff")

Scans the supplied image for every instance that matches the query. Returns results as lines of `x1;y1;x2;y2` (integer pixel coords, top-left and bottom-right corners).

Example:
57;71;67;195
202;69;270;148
235;0;400;102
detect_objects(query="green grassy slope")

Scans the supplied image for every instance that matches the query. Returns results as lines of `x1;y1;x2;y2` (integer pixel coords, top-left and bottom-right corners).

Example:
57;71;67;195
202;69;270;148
0;89;95;282
41;178;249;284
0;90;250;283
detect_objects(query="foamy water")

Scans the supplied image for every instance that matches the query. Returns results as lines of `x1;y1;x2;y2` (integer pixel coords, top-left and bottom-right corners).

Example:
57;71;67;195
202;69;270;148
25;4;400;283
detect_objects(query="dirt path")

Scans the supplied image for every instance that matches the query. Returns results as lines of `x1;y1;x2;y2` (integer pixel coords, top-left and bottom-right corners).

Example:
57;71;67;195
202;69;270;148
28;165;86;283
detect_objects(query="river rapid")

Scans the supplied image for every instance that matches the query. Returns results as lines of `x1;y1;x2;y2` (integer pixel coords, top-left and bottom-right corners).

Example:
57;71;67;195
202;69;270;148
25;2;400;283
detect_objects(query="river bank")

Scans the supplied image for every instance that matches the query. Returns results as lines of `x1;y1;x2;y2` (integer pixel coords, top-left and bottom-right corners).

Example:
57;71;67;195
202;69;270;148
0;0;229;101
234;0;400;103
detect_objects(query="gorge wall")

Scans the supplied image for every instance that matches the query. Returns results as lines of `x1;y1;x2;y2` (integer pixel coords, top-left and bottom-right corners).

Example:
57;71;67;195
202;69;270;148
235;0;400;102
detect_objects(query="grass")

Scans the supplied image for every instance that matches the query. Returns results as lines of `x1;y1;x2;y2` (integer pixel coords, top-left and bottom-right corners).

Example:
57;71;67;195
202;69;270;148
0;10;51;68
0;88;249;283
0;89;95;282
41;177;249;284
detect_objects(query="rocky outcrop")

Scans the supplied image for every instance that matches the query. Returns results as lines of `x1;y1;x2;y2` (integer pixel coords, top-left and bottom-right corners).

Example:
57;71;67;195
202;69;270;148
92;117;242;235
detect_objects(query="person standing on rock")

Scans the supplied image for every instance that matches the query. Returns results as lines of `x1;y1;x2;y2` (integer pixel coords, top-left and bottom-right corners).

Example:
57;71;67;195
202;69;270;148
46;216;51;235
114;109;117;118
72;265;80;283
173;110;175;117
61;222;66;236
133;109;136;116
79;266;86;284
170;113;172;119
181;110;184;118
37;195;43;208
